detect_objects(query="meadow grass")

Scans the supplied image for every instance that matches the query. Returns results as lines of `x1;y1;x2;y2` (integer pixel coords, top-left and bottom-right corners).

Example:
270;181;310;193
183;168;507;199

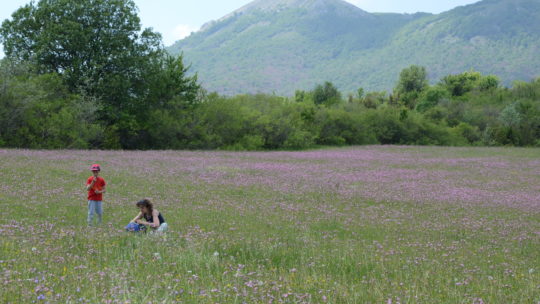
0;147;538;303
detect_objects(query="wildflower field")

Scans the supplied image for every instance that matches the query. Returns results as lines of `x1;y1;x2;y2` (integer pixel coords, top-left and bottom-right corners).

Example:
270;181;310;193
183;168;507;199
0;146;539;303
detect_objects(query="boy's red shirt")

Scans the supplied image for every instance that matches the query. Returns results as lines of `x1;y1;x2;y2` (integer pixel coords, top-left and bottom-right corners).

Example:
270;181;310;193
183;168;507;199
87;176;106;201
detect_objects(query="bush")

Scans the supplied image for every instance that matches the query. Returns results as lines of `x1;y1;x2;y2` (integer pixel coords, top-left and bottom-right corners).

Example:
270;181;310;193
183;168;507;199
451;123;481;145
416;86;450;113
315;107;376;146
0;69;104;149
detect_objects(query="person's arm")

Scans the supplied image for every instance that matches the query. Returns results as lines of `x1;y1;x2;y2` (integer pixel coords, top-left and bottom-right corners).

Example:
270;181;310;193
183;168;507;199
95;185;106;194
86;177;96;191
137;210;160;228
150;210;160;228
130;212;143;223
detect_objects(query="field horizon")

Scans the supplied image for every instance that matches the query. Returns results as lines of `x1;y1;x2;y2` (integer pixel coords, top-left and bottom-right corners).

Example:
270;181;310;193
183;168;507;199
1;146;539;303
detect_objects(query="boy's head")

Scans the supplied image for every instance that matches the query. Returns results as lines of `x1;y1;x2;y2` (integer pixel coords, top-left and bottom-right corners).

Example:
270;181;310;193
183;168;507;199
90;164;101;176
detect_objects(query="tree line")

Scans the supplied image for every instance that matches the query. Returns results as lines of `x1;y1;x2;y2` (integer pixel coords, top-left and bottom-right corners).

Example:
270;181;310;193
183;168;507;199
1;0;539;150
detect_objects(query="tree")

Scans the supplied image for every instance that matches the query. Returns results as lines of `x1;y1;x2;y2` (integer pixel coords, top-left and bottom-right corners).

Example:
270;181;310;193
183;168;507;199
312;81;342;107
0;59;103;148
416;86;450;113
441;70;482;96
395;65;428;108
1;0;199;149
478;75;500;91
499;103;522;128
357;88;365;99
0;0;162;95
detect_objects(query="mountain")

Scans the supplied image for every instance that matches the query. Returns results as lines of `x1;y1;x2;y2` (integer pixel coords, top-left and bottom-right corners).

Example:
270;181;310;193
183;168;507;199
168;0;540;95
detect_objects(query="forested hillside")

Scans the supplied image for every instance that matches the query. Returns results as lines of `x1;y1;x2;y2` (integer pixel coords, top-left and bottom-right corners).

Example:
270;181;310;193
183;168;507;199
169;0;540;95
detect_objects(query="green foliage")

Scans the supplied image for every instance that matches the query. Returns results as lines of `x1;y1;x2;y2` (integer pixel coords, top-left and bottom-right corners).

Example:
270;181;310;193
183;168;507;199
396;65;429;94
499;103;522;128
441;70;483;97
1;0;540;150
478;75;501;91
0;60;103;148
451;122;481;145
2;58;540;149
362;91;387;109
395;65;429;108
0;0;199;150
0;0;162;95
314;106;376;146
416;86;450;113
312;81;342;107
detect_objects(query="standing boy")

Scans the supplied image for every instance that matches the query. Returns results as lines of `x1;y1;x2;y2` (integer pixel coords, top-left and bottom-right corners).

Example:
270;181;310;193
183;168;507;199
86;164;106;226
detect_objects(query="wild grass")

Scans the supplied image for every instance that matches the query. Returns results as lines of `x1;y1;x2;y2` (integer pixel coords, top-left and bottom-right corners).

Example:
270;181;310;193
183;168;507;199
0;147;538;303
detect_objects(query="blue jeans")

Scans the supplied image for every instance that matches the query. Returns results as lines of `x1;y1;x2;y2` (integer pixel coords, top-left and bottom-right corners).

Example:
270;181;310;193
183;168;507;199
87;200;103;225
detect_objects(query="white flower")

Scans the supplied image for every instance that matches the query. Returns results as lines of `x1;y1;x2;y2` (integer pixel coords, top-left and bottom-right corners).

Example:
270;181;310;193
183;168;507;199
213;251;219;257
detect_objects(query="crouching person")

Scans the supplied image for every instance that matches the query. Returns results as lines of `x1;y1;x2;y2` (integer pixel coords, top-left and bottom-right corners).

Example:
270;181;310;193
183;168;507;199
127;199;168;233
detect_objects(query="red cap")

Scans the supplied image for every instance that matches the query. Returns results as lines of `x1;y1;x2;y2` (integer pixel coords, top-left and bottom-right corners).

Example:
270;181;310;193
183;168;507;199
90;164;101;171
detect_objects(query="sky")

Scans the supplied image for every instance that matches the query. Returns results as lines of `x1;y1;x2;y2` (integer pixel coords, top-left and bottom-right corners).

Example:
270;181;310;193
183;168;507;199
0;0;480;57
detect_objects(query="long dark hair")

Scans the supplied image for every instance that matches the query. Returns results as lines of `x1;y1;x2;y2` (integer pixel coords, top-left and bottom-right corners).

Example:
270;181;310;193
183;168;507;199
136;199;153;215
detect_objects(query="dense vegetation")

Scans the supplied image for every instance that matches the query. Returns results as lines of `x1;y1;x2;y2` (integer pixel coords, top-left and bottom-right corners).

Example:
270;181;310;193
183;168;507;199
169;0;540;95
1;0;539;150
0;0;199;149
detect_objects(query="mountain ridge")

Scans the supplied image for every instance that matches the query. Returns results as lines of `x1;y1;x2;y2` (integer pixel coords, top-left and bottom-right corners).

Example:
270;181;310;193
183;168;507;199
169;0;540;95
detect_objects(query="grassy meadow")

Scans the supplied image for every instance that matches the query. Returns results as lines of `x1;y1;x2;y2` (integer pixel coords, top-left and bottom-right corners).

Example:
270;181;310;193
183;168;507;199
0;146;539;303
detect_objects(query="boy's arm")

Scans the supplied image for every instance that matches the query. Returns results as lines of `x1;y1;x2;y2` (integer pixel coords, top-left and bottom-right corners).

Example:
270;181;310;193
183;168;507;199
85;178;96;191
96;185;106;194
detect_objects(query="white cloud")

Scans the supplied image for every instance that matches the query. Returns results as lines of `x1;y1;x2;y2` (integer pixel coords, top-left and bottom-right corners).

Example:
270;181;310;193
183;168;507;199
165;24;199;45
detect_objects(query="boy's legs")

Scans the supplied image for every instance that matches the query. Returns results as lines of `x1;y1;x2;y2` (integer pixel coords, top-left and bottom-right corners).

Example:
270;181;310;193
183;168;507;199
95;201;103;224
87;200;96;225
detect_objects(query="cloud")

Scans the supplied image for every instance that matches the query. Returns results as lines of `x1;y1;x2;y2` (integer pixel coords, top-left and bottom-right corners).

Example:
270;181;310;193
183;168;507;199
165;24;199;45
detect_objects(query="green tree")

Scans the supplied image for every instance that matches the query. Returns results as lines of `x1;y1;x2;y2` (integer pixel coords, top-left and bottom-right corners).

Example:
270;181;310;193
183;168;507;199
357;88;365;99
395;65;428;109
416;86;450;113
0;59;103;148
0;0;162;95
312;82;342;107
499;103;522;128
441;70;482;97
478;75;500;91
1;0;199;149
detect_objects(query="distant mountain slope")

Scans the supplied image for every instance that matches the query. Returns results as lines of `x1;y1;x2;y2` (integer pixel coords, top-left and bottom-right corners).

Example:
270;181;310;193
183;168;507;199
168;0;540;95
